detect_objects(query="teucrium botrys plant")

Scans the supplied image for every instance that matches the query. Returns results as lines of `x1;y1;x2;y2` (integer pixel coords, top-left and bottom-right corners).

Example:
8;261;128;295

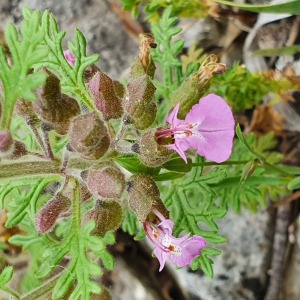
0;6;296;300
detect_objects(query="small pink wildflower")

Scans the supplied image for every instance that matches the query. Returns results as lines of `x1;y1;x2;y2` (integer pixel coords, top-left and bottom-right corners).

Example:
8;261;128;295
156;94;235;163
64;49;76;66
145;209;206;271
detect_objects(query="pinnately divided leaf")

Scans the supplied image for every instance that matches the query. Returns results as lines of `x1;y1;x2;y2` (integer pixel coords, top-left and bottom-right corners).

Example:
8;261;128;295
4;177;59;228
0;266;13;288
36;10;99;109
36;180;114;299
151;6;185;121
0;8;48;130
160;156;227;277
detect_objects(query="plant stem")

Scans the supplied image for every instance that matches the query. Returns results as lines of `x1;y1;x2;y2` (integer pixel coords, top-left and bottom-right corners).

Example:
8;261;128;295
0;160;61;181
191;160;249;167
41;123;54;160
20;271;63;300
192;160;294;178
26;118;47;155
70;177;81;229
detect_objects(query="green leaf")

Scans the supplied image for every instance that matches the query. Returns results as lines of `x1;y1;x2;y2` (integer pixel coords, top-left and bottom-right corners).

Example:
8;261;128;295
122;208;139;235
216;132;288;212
0;266;13;288
153;171;185;181
36;10;98;109
0;8;48;129
5;177;58;227
115;155;160;175
37;181;111;299
236;124;265;163
191;247;221;278
214;0;300;14
98;251;114;270
151;6;185;121
161;157;228;248
162;157;192;173
288;176;300;190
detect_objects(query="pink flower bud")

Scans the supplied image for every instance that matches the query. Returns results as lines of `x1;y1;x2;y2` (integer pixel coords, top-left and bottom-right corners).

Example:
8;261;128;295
64;49;76;66
69;112;110;160
139;130;172;167
127;174;162;222
125;75;157;130
87;163;125;199
34;72;80;135
88;71;123;120
82;201;122;237
35;194;71;234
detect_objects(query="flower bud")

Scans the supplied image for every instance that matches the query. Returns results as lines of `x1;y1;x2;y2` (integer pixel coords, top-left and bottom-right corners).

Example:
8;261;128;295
84;64;101;83
82;201;123;237
130;33;156;79
35;193;71;234
126;75;156;108
127;174;161;222
87;163;125;199
174;55;227;119
240;159;259;184
69;112;110;160
113;80;125;99
34;72;80;135
125;75;157;130
139;130;172;167
88;71;123;120
129;101;157;130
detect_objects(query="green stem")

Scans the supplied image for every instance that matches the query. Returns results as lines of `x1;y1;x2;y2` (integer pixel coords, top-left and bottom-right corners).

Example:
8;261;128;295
192;160;249;167
70;177;81;229
192;160;294;178
0;99;14;130
0;160;62;181
20;271;63;300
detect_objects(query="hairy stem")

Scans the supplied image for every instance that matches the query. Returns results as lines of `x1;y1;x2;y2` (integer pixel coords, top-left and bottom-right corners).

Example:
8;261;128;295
0;160;61;181
20;271;64;300
41;123;54;160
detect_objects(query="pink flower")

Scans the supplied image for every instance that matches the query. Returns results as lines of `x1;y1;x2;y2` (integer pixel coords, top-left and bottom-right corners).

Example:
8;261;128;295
156;94;235;163
145;209;206;271
64;49;76;66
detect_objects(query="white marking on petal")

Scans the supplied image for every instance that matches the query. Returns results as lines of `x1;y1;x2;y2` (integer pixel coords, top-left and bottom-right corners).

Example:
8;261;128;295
171;245;182;256
162;235;171;247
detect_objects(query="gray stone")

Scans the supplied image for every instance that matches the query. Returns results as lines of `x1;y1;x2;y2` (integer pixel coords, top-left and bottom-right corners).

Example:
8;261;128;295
0;0;138;79
175;209;272;300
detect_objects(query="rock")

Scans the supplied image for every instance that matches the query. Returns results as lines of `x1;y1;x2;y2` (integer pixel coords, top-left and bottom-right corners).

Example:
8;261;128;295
0;0;137;78
175;209;273;300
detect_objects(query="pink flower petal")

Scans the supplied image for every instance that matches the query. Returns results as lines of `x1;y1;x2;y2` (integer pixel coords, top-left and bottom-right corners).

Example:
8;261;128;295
64;50;76;66
159;219;174;233
186;94;234;163
166;103;181;125
186;94;234;131
170;235;206;268
167;143;188;163
154;247;167;272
